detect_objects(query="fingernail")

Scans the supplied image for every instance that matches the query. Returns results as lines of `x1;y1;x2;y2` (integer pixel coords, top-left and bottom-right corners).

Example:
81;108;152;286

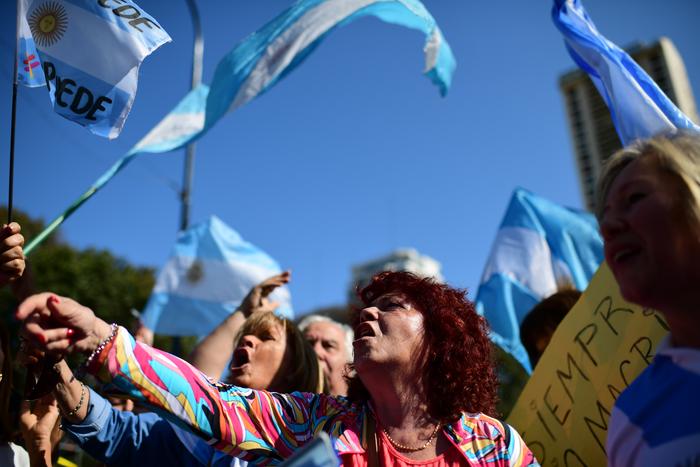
66;328;74;338
49;295;60;305
37;334;45;344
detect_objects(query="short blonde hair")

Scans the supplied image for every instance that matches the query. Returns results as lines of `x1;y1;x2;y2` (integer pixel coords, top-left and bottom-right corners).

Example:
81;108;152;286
596;131;700;225
238;312;324;393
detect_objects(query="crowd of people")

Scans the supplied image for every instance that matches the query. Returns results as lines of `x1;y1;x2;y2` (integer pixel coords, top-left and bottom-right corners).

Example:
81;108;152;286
1;130;698;466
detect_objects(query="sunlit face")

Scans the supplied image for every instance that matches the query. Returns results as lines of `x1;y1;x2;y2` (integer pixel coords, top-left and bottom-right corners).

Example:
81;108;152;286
353;292;425;377
304;321;350;396
228;321;291;391
601;156;700;310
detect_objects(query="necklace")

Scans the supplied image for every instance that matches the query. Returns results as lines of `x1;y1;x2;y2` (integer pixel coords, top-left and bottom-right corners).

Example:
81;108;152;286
382;423;441;452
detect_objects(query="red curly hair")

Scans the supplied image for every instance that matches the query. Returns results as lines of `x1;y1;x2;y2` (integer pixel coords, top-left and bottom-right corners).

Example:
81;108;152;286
347;271;498;421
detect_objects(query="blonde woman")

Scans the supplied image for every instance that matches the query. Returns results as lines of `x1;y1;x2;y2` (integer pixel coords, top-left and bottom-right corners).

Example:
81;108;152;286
596;131;700;466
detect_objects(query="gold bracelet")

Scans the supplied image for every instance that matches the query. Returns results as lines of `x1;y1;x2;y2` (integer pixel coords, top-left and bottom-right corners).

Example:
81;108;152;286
62;382;85;418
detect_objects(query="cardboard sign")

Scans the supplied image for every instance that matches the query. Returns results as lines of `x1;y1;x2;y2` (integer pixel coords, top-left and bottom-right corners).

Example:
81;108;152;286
507;263;669;466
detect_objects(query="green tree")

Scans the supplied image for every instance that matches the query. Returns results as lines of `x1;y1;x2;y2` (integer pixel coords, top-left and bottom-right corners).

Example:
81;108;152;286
0;206;155;332
494;346;529;417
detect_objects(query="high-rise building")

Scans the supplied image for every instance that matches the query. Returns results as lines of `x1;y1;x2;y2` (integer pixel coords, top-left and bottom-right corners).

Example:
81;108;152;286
348;248;443;303
559;37;698;211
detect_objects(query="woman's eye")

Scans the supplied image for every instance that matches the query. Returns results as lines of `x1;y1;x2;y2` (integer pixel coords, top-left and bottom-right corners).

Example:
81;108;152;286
627;192;646;205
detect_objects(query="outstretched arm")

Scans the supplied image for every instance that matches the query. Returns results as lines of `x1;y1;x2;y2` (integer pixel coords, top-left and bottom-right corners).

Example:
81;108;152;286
189;271;290;379
16;292;331;465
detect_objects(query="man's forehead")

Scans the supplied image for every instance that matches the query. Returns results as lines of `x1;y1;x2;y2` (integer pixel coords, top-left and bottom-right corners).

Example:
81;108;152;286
305;321;344;340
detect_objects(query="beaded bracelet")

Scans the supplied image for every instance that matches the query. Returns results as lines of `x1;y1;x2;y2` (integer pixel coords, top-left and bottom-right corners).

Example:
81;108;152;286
61;382;85;418
79;323;118;376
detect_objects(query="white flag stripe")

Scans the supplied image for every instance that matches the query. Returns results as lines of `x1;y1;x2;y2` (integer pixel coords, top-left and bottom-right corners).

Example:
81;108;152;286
134;112;205;151
153;256;291;305
230;0;377;113
480;226;559;299
424;28;441;72
34;1;144;85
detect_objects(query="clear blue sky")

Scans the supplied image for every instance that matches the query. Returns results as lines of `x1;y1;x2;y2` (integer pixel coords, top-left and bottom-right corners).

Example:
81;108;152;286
1;0;698;316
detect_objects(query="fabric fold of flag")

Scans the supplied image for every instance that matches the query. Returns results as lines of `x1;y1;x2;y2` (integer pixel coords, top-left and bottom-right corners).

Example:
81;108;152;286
475;188;603;373
141;216;293;336
203;0;456;131
17;0;45;87
18;0;171;138
552;0;700;145
24;0;454;253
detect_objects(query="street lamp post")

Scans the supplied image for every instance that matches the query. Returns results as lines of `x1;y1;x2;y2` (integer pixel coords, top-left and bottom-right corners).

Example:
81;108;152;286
173;0;203;356
180;0;204;232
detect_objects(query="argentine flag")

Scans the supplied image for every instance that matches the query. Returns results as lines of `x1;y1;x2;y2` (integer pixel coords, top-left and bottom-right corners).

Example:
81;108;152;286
17;0;45;87
141;216;293;337
475;189;603;373
203;0;456;133
553;0;700;144
18;0;170;138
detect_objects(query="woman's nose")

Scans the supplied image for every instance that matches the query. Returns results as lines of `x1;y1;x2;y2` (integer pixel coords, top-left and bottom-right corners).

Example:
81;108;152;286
240;334;260;348
359;306;379;323
600;211;627;242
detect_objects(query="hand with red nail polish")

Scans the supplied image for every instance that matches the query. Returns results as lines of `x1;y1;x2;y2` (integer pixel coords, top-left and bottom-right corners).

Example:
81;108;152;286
15;292;113;358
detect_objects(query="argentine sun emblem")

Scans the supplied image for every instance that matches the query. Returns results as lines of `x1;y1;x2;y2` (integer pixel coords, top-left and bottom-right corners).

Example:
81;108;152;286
186;260;204;284
29;1;68;47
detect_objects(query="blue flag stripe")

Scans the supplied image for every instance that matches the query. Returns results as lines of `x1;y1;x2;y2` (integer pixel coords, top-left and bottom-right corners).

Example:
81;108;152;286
552;0;700;145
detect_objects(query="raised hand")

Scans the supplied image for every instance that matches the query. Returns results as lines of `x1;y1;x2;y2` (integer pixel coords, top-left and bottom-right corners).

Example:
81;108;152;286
239;271;291;317
19;394;62;466
0;222;25;286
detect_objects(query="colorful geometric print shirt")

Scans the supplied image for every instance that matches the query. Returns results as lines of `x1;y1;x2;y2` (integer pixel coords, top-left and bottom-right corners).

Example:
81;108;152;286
90;327;538;466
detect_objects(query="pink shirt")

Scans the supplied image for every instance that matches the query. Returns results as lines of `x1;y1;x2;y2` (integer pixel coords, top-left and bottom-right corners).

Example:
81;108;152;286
342;430;467;466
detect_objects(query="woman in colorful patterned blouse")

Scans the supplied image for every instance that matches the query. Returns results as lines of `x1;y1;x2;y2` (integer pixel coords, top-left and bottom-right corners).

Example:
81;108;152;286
19;271;538;466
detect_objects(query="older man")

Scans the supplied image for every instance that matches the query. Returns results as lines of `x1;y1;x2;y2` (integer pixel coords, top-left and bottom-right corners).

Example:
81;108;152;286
297;314;353;396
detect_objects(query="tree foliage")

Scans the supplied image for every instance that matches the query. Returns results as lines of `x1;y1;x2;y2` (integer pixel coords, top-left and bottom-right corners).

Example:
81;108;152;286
0;206;155;331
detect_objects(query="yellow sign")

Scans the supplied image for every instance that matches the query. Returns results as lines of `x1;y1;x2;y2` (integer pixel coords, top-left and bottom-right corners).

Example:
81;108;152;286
507;263;669;466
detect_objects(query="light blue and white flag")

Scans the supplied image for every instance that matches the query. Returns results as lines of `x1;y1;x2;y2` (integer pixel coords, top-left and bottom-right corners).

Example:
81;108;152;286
17;0;45;87
203;0;456;132
18;0;171;138
141;216;293;336
475;188;604;373
553;0;700;144
25;0;454;252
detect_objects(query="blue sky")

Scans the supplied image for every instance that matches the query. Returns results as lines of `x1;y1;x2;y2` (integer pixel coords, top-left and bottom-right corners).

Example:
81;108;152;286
1;0;698;316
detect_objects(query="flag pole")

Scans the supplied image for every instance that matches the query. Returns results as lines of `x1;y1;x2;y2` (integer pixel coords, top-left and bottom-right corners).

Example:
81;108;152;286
180;0;203;233
172;0;203;355
8;0;21;223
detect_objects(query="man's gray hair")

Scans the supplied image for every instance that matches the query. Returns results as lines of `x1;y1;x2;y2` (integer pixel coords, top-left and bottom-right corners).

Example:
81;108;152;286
297;314;354;362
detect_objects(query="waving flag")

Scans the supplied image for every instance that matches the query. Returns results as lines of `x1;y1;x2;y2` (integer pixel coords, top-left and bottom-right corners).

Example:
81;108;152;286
203;0;456;132
141;216;293;336
553;0;700;144
24;0;454;253
17;0;171;138
17;0;45;87
475;188;603;373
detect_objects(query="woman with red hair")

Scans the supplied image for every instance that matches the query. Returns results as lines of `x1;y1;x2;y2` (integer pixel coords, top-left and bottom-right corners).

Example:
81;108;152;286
19;271;538;466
